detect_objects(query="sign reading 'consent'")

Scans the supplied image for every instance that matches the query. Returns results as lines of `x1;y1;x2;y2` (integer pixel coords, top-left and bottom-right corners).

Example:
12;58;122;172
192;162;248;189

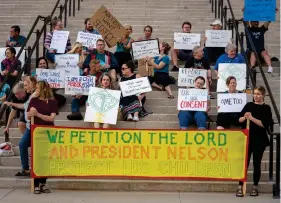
177;88;208;111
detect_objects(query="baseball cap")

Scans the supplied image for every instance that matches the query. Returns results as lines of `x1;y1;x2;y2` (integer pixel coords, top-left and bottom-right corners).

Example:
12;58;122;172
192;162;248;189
210;19;222;26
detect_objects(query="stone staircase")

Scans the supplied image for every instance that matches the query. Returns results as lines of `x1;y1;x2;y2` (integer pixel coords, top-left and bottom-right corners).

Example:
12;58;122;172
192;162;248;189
0;0;280;193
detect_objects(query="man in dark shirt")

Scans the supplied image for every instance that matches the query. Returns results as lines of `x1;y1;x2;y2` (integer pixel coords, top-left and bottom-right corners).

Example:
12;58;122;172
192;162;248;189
6;26;26;47
245;21;273;73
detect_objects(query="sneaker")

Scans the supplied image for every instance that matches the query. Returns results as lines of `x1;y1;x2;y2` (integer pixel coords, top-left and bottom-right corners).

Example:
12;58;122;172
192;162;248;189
127;114;133;121
268;66;273;73
133;116;139;122
67;113;83;120
171;66;179;72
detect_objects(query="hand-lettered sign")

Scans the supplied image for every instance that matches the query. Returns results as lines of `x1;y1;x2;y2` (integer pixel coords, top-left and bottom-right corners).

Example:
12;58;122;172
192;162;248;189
0;47;25;68
244;0;276;21
217;63;246;92
55;54;80;77
178;68;207;88
177;88;208;111
65;76;96;95
31;126;248;182
76;32;103;48
90;5;126;48
132;39;160;60
120;77;152;97
217;93;247;113
174;33;201;50
84;87;121;125
36;69;65;88
137;58;154;77
50;31;70;53
205;30;232;47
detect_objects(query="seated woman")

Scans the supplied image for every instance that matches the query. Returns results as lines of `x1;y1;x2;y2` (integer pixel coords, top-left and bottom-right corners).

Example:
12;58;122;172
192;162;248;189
214;43;245;78
120;60;142;121
1;47;21;87
33;57;66;108
178;76;211;130
146;41;174;99
67;42;87;75
138;25;153;41
114;25;134;75
217;76;242;129
93;73;114;128
28;80;58;194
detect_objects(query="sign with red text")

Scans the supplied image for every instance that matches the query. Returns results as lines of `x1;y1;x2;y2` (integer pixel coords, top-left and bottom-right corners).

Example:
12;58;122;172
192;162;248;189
90;5;126;48
217;93;247;113
76;32;103;48
50;30;69;53
31;126;248;181
36;69;65;88
174;33;201;50
177;88;208;111
120;77;152;97
178;68;207;88
65;76;96;95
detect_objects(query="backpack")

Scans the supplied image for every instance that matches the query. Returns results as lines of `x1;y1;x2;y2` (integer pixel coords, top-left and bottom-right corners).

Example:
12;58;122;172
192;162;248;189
0;142;15;157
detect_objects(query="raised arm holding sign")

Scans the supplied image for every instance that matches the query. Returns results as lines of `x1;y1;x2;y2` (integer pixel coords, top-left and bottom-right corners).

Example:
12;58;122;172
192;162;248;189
244;0;277;21
76;32;103;48
50;31;70;54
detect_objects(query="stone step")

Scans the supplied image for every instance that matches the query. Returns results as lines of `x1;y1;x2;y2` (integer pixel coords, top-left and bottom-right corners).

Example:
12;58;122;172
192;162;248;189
0;177;273;193
0;166;274;182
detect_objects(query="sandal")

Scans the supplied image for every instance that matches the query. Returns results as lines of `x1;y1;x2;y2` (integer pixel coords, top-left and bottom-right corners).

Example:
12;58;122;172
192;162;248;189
15;170;30;177
250;188;259;196
168;95;174;99
40;184;51;193
236;186;243;197
34;187;41;194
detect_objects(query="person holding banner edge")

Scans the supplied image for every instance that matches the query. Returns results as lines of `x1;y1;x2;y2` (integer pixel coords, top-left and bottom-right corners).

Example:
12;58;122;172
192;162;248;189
236;85;273;197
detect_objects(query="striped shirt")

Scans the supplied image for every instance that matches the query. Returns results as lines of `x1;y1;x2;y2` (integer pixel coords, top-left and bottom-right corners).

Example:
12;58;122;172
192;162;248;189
44;32;72;53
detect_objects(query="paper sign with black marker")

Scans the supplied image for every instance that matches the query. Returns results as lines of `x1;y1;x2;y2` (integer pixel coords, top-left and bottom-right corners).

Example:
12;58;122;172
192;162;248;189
217;93;247;113
178;68;207;88
177;88;208;111
119;77;152;97
174;33;201;50
132;39;160;60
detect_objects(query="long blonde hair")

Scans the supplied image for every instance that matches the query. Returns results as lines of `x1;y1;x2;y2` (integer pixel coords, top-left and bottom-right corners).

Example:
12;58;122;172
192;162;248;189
67;42;85;64
36;81;54;99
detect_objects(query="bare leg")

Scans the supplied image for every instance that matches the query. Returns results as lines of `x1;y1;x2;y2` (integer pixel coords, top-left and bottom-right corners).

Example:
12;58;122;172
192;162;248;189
18;121;26;135
109;69;117;81
217;126;224;129
250;52;257;67
134;112;139;117
261;50;272;67
171;48;179;66
151;82;163;90
165;85;173;97
93;122;100;128
103;123;110;128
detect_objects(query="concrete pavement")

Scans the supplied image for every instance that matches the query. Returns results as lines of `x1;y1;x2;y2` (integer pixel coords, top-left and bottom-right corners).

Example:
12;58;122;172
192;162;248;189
0;189;279;203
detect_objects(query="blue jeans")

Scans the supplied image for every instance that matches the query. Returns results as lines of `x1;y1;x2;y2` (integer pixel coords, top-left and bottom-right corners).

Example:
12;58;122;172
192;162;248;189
71;96;88;113
178;111;207;129
45;51;55;63
19;128;31;170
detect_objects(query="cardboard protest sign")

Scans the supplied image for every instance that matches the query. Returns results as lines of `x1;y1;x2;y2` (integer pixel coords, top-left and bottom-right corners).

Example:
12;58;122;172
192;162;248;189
50;31;69;53
217;93;247;113
84;87;121;125
90;5;126;48
244;0;276;21
36;69;65;88
174;33;201;50
177;88;208;111
0;47;25;68
55;54;80;77
178;68;207;88
137;58;154;77
205;30;232;47
120;77;152;97
76;32;103;48
132;39;160;60
65;76;96;95
217;63;246;92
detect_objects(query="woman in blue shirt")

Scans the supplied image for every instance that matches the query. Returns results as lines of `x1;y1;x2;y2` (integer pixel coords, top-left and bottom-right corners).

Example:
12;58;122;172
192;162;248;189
146;42;174;99
214;43;246;78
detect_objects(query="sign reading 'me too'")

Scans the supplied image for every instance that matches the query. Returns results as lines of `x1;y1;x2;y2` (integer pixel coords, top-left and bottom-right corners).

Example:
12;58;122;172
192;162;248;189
31;126;248;181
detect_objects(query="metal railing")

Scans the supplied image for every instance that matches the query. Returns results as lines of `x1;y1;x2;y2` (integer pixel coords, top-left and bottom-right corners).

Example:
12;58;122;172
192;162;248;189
0;0;83;142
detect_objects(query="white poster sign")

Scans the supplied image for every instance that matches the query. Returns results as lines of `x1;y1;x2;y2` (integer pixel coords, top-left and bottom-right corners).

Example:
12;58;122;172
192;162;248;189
177;88;208;111
36;69;65;88
217;63;246;92
205;30;232;47
120;77;152;97
55;54;80;77
84;87;121;125
65;76;95;95
178;68;207;88
174;33;201;50
0;47;25;68
76;32;103;48
217;93;247;113
132;39;159;60
50;30;70;53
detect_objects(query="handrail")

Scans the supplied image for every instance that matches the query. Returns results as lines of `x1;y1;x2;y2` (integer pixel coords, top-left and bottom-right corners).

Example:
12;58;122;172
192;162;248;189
0;0;83;142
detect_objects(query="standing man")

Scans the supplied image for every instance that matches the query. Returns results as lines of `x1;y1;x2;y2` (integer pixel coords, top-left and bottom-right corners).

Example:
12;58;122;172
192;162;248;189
171;22;192;72
6;26;26;47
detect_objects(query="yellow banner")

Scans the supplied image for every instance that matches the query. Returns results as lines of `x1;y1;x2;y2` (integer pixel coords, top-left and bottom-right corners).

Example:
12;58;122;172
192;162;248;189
32;126;248;181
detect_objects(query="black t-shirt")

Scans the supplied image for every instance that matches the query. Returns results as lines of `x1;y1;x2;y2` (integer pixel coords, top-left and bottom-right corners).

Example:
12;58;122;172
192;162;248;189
11;93;30;112
240;102;273;148
184;57;210;70
246;25;268;52
205;47;225;63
